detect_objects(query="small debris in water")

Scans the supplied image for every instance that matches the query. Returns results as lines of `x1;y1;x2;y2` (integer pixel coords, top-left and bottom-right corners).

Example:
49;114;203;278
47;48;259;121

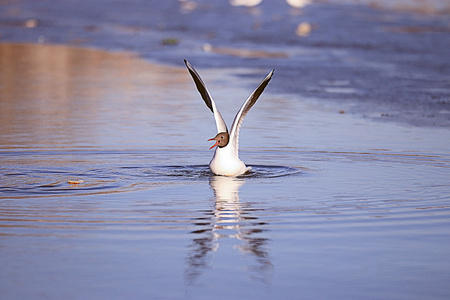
296;22;312;37
24;19;39;28
161;38;179;46
67;180;85;184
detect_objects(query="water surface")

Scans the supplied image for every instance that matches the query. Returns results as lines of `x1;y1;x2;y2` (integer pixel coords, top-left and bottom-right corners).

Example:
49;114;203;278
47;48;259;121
1;43;449;299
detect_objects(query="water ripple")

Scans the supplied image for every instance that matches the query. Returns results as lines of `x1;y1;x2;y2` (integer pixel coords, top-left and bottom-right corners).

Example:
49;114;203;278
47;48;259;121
0;150;302;199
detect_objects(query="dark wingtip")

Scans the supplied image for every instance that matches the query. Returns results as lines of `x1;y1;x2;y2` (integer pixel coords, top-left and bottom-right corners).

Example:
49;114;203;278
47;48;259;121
183;59;215;114
184;59;192;69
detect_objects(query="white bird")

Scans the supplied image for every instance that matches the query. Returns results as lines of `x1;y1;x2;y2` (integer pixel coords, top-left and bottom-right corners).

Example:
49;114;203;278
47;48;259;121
184;60;274;176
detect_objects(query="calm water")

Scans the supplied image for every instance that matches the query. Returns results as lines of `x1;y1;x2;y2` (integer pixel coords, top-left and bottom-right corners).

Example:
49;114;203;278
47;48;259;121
1;43;450;299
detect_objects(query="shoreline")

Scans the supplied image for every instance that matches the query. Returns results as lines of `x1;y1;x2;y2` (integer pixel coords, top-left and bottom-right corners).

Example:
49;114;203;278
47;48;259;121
1;1;448;128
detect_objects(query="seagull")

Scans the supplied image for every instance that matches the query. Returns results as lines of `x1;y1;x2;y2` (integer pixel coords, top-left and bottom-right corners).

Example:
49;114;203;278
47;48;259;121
184;60;274;176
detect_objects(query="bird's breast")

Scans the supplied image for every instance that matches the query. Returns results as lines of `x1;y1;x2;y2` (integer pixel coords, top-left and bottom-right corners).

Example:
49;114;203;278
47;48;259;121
209;146;248;176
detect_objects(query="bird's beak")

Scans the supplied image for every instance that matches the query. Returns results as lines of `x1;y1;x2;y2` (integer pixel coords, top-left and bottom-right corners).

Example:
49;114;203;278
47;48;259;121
208;138;219;150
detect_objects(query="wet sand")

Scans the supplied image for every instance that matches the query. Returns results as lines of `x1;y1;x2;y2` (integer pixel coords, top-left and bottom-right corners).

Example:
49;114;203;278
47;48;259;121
0;0;449;127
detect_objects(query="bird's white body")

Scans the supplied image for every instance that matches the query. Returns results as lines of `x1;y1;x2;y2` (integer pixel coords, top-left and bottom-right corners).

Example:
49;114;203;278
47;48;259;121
209;145;250;176
185;60;274;176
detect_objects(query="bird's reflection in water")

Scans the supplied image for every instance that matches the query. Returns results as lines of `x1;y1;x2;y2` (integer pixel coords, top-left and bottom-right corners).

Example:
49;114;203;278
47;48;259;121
185;176;273;285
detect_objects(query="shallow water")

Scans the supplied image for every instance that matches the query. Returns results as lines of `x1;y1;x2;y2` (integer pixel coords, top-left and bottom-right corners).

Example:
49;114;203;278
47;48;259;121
1;44;450;299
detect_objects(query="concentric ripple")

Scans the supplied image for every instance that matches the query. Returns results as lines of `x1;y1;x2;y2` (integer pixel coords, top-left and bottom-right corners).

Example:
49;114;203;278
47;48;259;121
0;150;302;199
146;164;301;180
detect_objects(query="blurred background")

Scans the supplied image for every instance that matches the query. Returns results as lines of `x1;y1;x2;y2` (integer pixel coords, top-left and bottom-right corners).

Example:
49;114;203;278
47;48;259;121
1;0;449;127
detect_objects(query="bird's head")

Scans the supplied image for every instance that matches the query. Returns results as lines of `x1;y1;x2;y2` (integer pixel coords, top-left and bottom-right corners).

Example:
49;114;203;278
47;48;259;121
208;132;229;150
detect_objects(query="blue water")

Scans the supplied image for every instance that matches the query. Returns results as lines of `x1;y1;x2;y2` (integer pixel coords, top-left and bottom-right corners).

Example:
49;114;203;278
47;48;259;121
1;43;449;299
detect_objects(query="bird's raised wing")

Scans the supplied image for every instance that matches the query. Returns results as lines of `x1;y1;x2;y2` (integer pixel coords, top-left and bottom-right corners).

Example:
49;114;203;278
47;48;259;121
229;69;274;154
184;60;228;134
